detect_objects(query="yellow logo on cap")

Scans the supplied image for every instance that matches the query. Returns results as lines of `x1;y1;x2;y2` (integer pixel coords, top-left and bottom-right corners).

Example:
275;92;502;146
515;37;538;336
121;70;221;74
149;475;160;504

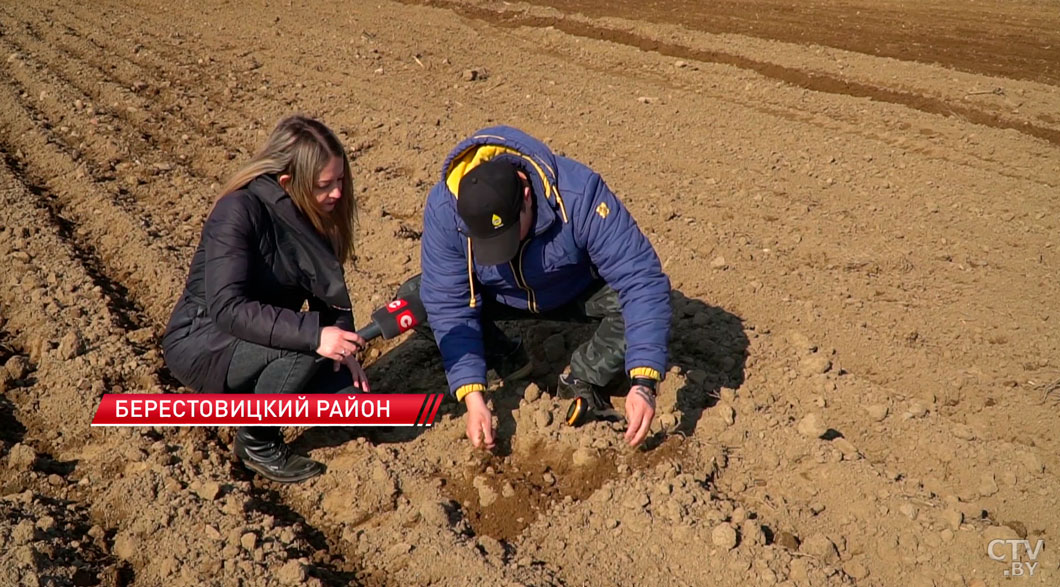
491;213;503;228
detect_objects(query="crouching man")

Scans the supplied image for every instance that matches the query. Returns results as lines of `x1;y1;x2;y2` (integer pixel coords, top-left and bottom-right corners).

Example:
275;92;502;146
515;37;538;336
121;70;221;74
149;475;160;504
402;126;672;448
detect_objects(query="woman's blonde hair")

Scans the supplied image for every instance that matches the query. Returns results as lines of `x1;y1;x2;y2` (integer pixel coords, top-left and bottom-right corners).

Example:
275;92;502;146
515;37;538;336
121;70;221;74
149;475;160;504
217;115;356;263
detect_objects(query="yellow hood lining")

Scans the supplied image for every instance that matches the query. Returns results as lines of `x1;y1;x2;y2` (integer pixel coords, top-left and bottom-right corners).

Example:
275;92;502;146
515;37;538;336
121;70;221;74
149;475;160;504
445;143;568;223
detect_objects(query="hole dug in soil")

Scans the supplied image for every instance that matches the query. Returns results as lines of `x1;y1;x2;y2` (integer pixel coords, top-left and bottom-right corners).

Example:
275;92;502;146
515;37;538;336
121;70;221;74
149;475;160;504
441;436;687;542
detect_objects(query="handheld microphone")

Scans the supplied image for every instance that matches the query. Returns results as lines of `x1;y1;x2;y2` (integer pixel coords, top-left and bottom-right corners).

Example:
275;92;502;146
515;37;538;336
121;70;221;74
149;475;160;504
355;292;427;342
317;293;427;363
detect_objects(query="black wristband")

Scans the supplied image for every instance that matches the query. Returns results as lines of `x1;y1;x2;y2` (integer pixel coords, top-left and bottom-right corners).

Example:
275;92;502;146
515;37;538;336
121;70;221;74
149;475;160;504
630;376;657;394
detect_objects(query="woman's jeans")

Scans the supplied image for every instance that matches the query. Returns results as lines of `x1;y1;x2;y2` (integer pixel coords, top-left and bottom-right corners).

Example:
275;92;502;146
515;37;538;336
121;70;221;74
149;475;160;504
225;340;355;441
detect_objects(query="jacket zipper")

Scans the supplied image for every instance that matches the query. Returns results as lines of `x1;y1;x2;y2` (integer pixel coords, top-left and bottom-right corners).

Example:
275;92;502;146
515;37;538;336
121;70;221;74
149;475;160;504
509;240;538;313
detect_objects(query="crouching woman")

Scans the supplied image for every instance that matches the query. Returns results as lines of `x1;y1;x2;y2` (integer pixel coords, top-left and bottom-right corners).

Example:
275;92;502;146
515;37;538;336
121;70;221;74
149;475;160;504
162;115;368;483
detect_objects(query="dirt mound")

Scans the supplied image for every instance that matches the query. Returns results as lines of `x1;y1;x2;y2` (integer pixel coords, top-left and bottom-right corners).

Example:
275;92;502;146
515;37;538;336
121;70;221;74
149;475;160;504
1;0;1059;584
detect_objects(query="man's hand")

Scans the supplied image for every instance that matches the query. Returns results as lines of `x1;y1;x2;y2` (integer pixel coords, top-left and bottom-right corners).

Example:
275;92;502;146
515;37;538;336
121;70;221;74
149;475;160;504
464;391;495;450
624;385;656;447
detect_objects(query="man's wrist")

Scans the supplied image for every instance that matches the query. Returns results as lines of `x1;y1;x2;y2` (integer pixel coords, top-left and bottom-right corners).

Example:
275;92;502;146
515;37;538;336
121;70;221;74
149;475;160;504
629;367;661;381
629;383;657;409
455;383;486;403
630;376;657;395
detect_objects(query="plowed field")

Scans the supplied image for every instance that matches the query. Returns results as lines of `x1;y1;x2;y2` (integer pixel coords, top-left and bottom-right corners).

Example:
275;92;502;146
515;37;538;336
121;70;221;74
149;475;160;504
1;0;1058;585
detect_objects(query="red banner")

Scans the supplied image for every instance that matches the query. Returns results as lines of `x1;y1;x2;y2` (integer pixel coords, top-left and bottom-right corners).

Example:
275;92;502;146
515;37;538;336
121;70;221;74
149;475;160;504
90;394;446;427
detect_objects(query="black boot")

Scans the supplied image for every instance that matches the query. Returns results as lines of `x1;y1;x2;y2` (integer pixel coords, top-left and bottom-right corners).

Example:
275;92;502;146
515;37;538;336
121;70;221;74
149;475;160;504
556;372;596;400
486;337;532;383
233;427;325;483
559;373;621;426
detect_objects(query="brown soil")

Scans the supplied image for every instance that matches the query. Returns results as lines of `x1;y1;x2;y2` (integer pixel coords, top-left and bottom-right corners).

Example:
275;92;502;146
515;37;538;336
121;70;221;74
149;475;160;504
526;0;1060;86
1;0;1058;585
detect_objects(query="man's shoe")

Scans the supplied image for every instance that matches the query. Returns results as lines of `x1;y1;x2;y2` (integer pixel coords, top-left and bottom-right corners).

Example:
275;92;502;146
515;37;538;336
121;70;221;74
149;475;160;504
233;428;325;484
487;338;532;383
559;373;621;426
557;372;594;400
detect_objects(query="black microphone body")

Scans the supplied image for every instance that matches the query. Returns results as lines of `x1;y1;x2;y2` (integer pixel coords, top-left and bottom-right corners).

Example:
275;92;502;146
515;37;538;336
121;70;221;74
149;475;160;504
355;321;383;342
359;292;427;343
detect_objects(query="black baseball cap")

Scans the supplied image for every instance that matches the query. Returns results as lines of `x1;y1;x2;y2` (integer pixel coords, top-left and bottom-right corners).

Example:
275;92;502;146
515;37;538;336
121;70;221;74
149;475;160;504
457;160;524;266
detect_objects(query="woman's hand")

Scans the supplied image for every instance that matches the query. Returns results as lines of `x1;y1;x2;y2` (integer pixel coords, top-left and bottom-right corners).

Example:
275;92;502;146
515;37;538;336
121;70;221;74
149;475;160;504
338;354;371;392
316;326;365;362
